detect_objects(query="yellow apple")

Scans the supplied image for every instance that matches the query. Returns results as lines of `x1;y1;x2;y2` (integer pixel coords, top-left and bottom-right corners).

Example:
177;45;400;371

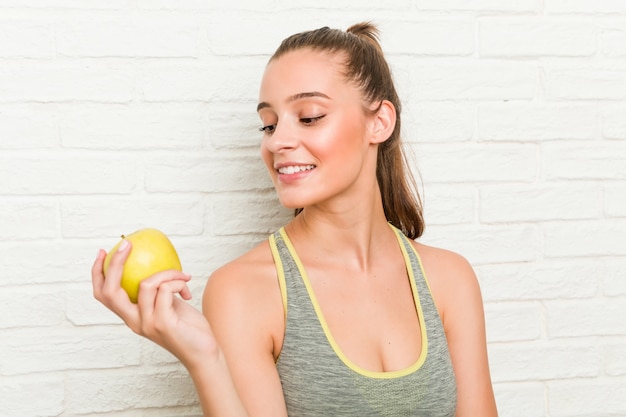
103;228;182;303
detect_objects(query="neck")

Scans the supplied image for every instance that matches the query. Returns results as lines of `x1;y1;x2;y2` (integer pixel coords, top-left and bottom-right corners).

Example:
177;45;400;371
284;185;395;273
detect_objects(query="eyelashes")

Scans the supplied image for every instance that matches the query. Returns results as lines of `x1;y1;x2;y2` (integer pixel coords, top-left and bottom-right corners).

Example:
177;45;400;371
300;115;325;125
259;115;326;134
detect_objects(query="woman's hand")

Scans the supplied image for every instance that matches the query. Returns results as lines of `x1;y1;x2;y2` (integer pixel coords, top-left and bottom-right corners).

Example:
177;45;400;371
91;240;219;368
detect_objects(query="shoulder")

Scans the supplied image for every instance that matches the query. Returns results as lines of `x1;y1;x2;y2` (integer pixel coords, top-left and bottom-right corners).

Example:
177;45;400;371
202;238;283;355
409;241;483;326
202;237;290;414
204;239;277;300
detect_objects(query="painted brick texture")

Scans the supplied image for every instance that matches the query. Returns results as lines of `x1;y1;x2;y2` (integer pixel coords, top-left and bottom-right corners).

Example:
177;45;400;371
0;2;624;417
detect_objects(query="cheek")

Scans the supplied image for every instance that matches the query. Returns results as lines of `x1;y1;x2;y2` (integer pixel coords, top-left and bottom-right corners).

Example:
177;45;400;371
319;117;365;154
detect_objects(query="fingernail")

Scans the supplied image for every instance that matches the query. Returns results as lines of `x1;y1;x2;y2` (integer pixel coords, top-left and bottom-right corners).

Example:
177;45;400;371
118;239;129;252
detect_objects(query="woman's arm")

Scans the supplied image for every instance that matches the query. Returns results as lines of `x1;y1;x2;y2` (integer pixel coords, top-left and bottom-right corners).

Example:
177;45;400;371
202;252;289;417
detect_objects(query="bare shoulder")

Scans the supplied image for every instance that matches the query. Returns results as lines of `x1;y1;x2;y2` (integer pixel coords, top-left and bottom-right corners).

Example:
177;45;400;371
409;241;483;324
202;239;283;355
202;241;289;414
204;239;278;302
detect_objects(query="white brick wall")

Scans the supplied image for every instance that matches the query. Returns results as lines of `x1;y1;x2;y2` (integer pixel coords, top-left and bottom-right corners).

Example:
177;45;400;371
0;2;624;417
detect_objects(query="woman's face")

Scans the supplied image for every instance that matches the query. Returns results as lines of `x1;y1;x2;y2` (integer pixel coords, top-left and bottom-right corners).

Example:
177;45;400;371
257;49;379;211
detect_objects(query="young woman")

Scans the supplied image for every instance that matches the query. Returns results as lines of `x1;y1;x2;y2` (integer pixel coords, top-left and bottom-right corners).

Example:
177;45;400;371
93;23;498;416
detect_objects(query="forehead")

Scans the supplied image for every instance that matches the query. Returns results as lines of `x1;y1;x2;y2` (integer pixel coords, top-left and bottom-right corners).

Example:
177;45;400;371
259;49;352;101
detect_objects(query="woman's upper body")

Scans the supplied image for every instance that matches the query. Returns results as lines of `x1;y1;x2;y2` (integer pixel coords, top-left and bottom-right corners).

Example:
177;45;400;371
203;24;497;416
203;218;495;417
93;23;497;417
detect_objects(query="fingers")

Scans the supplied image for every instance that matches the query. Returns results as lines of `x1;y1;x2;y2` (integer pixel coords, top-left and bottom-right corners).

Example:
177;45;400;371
102;239;132;295
154;279;193;319
92;240;141;329
137;270;191;338
91;249;107;299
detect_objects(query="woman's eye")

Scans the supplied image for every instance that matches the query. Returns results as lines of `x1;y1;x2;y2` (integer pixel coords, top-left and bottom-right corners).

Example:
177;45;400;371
259;124;276;134
300;115;325;125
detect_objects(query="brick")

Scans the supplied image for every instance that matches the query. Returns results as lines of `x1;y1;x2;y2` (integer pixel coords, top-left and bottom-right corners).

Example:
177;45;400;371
0;240;99;285
0;285;64;329
416;0;540;12
479;182;602;223
410;60;537;100
603;258;626;297
0;105;59;148
605;183;626;217
417;143;537;183
543;142;626;180
602;105;626;139
421;224;537;265
548;378;626;417
0;19;54;58
488;341;601;383
0;0;131;8
60;197;204;238
604;343;626;376
209;191;292;236
600;26;626;57
73;406;202;417
65;367;198;413
543;220;626;257
175;235;260;277
208;102;265;150
65;283;125;326
421;185;475;225
0;326;141;375
545;298;626;337
56;17;201;58
544;64;626;100
0;156;136;195
479;18;596;57
382;19;474;56
60;103;207;150
0;375;64;416
140;59;265;102
492;382;546;417
407;102;475;143
275;0;411;10
478;103;597;141
547;0;626;14
0;201;58;239
138;0;217;9
144;156;273;193
207;14;315;56
477;261;600;302
484;302;542;342
0;62;134;103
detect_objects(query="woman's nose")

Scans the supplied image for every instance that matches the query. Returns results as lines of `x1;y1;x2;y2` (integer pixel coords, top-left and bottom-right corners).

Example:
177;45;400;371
264;122;297;153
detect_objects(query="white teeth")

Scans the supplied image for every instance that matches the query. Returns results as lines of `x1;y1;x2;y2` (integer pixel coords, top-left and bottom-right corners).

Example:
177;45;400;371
278;164;315;175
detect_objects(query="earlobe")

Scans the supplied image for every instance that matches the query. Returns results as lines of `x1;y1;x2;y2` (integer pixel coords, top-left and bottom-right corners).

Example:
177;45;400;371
370;100;396;144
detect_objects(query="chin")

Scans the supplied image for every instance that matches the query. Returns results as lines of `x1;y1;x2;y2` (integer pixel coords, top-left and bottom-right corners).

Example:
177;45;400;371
276;194;311;211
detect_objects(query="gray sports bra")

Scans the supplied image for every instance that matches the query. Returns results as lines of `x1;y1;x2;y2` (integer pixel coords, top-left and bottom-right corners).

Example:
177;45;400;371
269;224;457;416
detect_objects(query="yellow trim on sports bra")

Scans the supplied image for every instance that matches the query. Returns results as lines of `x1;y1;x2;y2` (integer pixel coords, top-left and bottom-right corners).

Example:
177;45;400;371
278;224;429;380
269;233;288;322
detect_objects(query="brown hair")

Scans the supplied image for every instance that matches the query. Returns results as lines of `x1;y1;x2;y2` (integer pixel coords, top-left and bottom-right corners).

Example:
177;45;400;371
270;22;425;239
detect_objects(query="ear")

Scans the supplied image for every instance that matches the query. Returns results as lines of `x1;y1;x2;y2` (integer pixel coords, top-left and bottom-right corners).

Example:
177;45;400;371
368;100;396;144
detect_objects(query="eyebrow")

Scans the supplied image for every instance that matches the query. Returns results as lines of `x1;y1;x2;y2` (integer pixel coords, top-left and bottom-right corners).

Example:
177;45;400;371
256;91;331;112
